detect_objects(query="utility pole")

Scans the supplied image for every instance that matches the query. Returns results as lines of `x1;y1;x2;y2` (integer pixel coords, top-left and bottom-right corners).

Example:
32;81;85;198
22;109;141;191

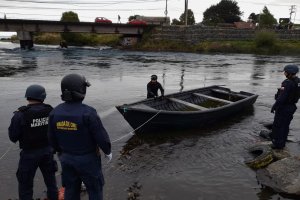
185;0;188;26
289;5;296;22
165;0;168;18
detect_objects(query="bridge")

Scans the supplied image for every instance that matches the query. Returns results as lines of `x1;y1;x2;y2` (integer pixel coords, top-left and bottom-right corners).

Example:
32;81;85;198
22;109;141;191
0;19;154;49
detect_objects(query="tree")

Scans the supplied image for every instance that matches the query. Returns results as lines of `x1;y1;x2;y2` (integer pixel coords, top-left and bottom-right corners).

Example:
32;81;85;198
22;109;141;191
258;6;277;28
248;13;260;24
60;11;83;45
171;18;182;25
171;9;195;25
179;9;195;25
60;11;80;22
202;0;242;25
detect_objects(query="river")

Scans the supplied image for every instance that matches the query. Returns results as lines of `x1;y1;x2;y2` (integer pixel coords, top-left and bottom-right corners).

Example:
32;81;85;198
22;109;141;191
0;41;300;200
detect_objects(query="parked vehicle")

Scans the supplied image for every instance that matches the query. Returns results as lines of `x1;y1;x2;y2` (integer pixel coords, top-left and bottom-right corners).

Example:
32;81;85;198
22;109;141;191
127;19;147;25
116;85;258;133
95;17;112;24
136;16;170;25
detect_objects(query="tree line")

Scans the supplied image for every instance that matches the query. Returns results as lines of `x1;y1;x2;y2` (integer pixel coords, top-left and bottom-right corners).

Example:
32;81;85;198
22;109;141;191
171;0;278;28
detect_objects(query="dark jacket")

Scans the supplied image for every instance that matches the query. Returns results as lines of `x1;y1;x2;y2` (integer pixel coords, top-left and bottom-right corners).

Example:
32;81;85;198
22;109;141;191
48;102;111;155
9;103;53;150
273;77;299;110
147;81;164;98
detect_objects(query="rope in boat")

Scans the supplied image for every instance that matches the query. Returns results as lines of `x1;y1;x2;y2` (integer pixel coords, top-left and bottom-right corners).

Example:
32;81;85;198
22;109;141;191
112;109;162;143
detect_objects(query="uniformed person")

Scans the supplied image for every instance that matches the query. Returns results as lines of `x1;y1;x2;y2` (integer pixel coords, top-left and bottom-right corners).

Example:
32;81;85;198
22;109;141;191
8;84;58;200
271;64;300;149
147;74;164;99
48;73;112;200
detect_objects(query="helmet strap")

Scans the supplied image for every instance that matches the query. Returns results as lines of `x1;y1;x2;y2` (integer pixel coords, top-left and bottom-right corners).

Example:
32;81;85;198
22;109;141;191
61;90;73;102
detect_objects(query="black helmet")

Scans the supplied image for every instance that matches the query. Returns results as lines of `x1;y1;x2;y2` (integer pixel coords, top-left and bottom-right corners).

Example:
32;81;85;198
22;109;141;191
61;73;91;102
25;84;46;101
284;65;299;74
151;74;158;80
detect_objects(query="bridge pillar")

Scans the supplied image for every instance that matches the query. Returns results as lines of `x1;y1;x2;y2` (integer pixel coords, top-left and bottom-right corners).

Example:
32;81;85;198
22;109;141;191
17;31;33;50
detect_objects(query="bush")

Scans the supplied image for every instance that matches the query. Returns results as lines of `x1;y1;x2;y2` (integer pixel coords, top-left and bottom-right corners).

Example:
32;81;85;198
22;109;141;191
34;33;61;44
254;31;278;48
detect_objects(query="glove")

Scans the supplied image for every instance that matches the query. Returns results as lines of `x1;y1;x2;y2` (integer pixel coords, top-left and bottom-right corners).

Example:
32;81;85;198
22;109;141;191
105;153;112;163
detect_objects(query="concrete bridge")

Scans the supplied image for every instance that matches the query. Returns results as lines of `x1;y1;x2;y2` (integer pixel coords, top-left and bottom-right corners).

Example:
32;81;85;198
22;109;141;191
0;19;153;49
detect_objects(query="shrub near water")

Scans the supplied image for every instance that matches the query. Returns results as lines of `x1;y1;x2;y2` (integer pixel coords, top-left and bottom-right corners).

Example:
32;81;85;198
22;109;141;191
34;33;61;45
254;31;278;47
254;30;281;54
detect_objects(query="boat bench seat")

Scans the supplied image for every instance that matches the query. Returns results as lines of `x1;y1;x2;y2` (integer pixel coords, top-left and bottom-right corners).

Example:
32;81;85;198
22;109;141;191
131;104;157;110
211;89;249;98
193;93;232;104
169;98;208;111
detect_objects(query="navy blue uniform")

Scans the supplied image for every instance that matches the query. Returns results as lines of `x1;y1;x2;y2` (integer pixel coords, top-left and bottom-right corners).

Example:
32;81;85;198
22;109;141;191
48;102;111;200
271;77;299;148
8;103;58;200
147;81;164;98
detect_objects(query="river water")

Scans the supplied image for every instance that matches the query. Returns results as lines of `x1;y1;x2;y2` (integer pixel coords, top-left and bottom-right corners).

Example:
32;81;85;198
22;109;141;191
0;41;300;200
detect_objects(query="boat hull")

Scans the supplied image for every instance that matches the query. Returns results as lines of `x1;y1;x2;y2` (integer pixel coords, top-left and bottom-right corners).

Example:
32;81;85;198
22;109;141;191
116;86;258;133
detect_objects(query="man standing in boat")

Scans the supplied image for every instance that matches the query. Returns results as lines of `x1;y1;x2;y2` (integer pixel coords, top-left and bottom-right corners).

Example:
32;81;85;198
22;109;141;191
147;74;164;99
8;84;58;200
270;65;300;149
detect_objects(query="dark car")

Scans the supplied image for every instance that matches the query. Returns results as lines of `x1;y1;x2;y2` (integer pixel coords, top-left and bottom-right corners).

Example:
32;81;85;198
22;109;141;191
127;19;147;25
95;17;112;24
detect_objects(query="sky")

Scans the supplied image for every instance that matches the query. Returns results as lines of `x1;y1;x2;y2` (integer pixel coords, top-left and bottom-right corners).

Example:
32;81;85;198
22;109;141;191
0;0;300;36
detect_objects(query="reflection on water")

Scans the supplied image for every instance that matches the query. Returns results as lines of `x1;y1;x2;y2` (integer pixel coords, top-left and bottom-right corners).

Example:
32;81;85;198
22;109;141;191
1;42;300;199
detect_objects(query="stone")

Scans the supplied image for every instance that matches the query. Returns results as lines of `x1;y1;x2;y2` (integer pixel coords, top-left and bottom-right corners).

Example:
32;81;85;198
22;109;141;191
256;157;300;195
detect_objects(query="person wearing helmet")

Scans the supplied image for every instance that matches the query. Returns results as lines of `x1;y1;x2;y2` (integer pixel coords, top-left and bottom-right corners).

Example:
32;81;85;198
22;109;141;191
270;64;300;149
147;74;164;99
48;74;112;200
8;84;58;200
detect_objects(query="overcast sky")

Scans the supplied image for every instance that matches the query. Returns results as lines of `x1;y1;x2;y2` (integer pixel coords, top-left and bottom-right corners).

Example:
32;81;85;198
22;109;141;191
0;0;300;35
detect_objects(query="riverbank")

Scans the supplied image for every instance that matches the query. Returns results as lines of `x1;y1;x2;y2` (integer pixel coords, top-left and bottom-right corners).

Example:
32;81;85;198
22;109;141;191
9;33;122;47
6;31;300;55
131;29;300;55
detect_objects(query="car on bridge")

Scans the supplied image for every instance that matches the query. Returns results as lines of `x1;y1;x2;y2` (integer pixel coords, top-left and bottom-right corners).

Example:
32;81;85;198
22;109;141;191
127;19;147;25
95;17;112;24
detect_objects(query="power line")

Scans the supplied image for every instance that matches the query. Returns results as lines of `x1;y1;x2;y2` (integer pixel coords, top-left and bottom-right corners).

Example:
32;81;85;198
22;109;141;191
0;0;167;5
0;5;164;11
238;0;299;7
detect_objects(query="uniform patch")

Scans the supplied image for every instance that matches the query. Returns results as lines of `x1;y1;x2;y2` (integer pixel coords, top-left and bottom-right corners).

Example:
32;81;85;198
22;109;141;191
31;117;48;127
56;121;78;131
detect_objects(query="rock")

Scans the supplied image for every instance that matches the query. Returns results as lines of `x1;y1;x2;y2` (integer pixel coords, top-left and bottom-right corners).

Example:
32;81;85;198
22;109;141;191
272;149;291;160
256;157;300;195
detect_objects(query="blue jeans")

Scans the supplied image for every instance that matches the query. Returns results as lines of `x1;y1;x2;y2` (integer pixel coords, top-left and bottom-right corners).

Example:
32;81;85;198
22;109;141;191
17;147;58;200
59;153;104;200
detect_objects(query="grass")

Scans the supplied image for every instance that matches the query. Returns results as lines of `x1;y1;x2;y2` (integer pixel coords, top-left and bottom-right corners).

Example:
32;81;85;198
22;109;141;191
32;33;121;47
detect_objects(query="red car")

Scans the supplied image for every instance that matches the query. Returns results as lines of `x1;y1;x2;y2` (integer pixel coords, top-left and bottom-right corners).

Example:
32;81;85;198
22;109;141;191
95;17;112;24
127;19;147;25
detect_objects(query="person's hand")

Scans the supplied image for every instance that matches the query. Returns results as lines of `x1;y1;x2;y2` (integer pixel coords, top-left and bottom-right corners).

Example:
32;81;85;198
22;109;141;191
105;153;112;163
271;106;276;113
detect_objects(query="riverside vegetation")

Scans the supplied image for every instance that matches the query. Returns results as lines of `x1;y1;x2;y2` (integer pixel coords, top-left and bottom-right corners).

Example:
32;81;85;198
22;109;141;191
8;30;300;55
135;30;300;55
